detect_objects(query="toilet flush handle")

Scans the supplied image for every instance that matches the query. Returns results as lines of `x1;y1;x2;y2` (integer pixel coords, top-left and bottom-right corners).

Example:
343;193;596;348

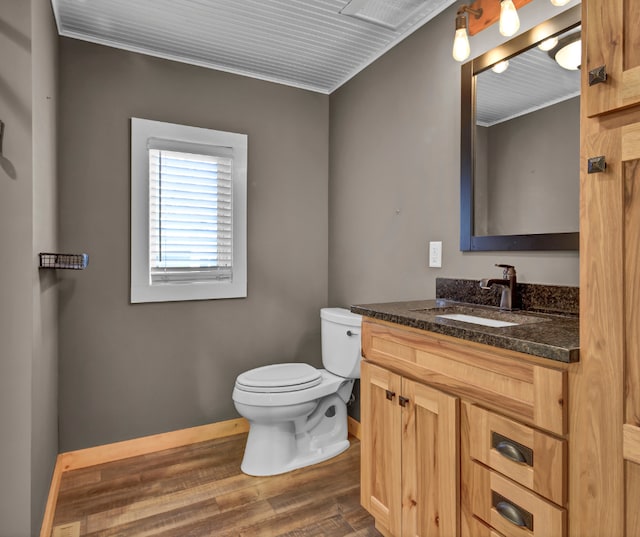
346;330;359;337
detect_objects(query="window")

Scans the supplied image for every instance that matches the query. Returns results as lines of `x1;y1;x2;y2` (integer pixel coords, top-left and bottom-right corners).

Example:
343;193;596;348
131;118;247;303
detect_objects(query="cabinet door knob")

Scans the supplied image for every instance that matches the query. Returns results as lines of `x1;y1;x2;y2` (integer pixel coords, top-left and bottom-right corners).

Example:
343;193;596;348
587;155;607;174
399;396;410;407
385;390;396;401
588;65;607;86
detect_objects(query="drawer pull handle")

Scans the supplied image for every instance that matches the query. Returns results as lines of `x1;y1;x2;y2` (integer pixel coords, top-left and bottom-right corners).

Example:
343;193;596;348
385;390;396;401
496;441;526;463
399;396;410;407
492;432;533;466
492;492;533;531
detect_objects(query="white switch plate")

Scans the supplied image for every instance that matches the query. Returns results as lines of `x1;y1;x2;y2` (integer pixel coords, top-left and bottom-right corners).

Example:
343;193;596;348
429;241;442;268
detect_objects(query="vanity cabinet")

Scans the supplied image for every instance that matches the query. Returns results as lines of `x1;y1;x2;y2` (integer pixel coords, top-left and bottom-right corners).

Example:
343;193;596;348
359;318;568;537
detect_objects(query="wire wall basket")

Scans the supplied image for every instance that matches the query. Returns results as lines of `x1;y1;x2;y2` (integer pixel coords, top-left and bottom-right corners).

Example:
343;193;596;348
39;253;89;270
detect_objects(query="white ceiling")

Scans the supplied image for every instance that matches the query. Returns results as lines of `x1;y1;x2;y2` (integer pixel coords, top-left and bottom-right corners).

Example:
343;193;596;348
476;26;581;126
51;0;458;94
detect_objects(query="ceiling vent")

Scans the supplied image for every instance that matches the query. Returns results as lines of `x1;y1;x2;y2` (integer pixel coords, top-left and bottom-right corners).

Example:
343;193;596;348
340;0;430;30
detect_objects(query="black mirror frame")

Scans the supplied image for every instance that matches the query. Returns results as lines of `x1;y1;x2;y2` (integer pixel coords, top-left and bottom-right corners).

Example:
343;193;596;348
460;5;581;252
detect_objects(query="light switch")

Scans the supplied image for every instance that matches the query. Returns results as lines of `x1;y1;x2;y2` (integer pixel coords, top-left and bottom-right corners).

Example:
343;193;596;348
429;241;442;268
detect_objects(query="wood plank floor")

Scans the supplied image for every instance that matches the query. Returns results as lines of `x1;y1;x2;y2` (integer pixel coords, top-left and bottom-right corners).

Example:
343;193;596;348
51;434;381;537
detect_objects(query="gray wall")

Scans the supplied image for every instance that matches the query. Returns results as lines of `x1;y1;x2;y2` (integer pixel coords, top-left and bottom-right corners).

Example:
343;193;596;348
31;0;59;530
0;3;33;533
58;38;329;451
482;97;580;235
0;1;58;535
329;0;580;309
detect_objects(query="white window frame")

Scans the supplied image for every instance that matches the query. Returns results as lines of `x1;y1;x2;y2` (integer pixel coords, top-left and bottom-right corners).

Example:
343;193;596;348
131;118;247;303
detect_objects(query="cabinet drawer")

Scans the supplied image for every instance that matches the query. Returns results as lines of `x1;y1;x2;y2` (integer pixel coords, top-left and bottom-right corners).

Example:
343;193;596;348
471;462;566;537
469;405;566;505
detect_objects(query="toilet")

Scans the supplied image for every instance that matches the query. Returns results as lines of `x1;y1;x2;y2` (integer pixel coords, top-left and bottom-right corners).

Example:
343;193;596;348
232;307;362;476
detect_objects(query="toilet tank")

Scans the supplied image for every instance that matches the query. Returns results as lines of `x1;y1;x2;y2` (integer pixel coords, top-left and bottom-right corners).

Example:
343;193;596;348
320;308;363;379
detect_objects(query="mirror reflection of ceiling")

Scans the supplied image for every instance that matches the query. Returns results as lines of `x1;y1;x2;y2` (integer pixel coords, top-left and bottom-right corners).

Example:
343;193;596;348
475;27;581;127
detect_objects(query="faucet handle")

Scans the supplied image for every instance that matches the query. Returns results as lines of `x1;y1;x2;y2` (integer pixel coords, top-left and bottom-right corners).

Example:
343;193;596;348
495;263;516;278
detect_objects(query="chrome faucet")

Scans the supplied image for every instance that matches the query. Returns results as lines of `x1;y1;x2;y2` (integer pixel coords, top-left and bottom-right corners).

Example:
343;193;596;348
479;264;518;311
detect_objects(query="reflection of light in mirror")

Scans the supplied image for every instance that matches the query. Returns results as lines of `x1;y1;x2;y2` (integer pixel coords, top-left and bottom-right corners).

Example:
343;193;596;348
555;39;581;70
538;36;558;51
491;60;510;74
499;0;520;37
550;0;572;6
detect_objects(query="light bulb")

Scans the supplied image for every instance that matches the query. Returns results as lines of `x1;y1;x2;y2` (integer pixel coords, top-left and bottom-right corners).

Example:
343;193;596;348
538;36;559;51
491;60;509;73
499;0;520;37
452;27;471;62
550;0;571;5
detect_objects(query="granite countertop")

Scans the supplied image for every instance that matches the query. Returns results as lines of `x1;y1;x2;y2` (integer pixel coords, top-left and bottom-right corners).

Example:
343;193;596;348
351;297;580;363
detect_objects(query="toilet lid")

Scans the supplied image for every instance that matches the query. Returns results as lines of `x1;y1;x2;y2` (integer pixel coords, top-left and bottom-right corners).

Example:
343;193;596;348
235;363;322;393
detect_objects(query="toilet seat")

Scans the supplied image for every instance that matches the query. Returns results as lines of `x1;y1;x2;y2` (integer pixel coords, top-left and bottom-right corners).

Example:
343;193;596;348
235;363;322;393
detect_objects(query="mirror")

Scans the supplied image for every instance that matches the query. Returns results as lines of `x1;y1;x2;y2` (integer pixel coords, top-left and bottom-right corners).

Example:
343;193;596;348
460;6;581;251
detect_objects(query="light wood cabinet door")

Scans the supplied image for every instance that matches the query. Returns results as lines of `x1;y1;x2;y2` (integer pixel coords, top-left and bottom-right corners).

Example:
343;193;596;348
402;378;459;537
361;360;403;536
584;0;640;117
361;361;460;537
575;117;640;536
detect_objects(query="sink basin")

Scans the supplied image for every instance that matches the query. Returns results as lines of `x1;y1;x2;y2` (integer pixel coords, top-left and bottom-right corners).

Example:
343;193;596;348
435;313;518;328
409;302;550;327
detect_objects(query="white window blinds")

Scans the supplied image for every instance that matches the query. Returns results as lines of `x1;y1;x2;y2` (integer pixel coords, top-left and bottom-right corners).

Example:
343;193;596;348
148;145;234;283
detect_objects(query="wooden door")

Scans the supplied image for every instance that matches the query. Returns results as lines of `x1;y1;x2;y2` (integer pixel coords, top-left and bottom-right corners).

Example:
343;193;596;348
584;0;640;117
401;378;459;537
360;360;403;536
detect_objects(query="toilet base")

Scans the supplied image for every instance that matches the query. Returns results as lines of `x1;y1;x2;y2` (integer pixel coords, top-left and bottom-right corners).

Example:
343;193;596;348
241;436;350;477
239;393;351;477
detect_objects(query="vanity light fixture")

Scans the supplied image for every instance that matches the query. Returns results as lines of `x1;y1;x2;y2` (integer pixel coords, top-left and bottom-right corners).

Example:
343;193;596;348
452;5;483;62
491;60;510;73
499;0;520;37
452;0;541;62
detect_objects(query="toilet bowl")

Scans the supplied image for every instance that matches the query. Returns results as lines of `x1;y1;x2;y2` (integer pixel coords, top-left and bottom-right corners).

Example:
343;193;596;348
232;307;362;476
